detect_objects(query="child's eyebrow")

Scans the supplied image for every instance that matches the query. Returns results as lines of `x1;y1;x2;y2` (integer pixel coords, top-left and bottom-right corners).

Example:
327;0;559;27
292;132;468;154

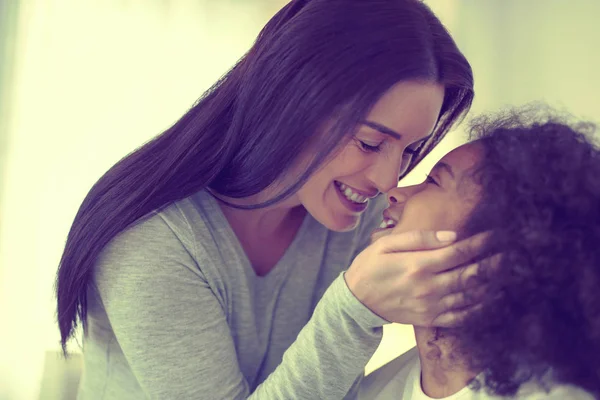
432;162;455;179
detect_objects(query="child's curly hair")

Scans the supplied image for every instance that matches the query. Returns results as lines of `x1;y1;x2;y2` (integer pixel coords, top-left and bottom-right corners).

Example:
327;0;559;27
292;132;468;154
450;107;600;397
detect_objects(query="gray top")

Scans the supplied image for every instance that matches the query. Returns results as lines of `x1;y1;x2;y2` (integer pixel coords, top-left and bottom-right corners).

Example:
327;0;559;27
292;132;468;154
77;190;388;399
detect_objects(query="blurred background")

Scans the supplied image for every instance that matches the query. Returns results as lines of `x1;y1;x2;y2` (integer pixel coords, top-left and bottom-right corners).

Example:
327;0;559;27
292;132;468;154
0;0;598;399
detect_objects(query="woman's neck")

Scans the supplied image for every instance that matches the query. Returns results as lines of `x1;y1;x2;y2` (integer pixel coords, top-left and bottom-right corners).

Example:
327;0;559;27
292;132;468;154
211;190;306;276
413;326;478;398
209;189;302;238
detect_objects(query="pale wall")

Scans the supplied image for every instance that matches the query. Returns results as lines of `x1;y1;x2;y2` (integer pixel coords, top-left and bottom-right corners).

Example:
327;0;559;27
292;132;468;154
0;1;597;399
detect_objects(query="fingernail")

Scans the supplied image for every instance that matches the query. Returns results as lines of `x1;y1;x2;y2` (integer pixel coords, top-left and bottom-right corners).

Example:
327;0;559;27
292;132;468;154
436;231;457;242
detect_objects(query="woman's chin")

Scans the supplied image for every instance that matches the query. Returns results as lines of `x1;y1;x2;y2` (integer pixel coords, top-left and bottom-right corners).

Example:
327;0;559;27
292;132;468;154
322;213;361;233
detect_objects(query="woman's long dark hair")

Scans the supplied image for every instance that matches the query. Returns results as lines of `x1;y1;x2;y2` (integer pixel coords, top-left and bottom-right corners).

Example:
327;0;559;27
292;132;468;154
56;0;474;353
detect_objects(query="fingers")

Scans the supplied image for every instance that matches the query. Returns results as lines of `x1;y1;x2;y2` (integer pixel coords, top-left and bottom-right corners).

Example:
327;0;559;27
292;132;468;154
376;230;458;253
432;252;501;296
425;231;491;274
430;304;483;328
438;290;478;311
427;252;502;327
433;262;481;295
483;252;503;272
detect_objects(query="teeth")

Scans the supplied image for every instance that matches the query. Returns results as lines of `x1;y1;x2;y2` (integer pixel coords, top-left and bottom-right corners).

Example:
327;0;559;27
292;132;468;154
379;219;396;229
336;182;369;204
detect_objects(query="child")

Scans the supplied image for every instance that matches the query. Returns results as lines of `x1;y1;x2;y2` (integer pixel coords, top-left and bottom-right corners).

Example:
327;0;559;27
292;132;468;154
358;110;600;399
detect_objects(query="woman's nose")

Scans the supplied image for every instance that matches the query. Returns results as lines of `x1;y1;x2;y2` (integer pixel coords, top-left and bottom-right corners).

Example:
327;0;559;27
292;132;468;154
368;156;408;194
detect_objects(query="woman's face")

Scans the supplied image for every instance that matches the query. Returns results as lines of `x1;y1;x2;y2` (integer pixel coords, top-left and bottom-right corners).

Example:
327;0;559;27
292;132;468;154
296;80;445;232
371;142;482;242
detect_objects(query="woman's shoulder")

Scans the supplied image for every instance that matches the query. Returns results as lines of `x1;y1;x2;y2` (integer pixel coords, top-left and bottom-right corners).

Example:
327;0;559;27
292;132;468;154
131;190;227;242
96;191;221;272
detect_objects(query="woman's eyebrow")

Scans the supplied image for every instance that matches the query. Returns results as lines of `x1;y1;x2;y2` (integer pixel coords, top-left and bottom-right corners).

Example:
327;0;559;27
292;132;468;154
361;120;402;139
433;162;455;179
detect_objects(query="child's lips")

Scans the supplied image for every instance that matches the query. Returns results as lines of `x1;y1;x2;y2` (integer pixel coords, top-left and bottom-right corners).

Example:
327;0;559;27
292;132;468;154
382;208;400;226
378;218;396;229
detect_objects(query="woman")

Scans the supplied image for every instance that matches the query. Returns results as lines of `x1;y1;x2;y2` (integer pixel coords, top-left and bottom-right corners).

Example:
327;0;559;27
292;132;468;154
56;0;478;398
357;110;600;399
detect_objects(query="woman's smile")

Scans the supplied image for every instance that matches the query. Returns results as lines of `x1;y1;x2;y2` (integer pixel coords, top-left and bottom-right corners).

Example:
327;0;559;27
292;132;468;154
333;181;372;213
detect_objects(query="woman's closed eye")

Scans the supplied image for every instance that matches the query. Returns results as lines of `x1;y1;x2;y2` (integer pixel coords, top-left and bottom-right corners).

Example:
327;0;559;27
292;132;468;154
358;140;383;153
357;139;422;157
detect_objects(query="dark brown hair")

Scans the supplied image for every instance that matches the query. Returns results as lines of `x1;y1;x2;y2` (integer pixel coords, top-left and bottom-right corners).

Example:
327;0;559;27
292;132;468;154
452;109;600;397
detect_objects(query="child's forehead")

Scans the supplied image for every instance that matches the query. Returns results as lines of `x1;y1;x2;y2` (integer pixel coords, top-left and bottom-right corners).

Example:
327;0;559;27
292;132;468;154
435;142;482;177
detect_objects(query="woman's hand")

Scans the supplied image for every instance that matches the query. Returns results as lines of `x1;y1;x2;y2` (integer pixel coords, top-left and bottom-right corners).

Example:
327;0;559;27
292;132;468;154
344;230;489;327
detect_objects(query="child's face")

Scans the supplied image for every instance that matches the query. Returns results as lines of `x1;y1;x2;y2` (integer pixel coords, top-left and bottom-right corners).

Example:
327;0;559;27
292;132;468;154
371;142;483;243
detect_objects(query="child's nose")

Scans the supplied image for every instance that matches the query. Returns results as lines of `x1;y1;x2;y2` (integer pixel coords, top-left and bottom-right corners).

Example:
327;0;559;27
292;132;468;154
387;183;422;205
